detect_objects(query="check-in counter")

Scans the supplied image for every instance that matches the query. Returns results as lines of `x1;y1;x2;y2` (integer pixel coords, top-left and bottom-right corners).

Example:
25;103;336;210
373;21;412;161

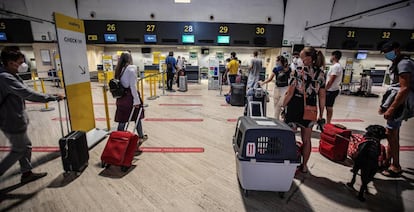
185;66;199;83
144;65;164;82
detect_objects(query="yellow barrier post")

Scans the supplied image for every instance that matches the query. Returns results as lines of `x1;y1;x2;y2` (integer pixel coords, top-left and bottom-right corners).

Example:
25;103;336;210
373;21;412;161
32;72;38;91
40;79;55;112
103;72;111;131
147;73;159;100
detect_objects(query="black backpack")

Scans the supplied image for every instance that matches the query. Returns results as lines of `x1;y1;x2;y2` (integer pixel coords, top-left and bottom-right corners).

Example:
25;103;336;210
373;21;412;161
167;63;173;72
109;69;126;98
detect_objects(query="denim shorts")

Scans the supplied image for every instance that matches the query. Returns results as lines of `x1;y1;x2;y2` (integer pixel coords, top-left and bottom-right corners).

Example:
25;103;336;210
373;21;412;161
386;119;402;130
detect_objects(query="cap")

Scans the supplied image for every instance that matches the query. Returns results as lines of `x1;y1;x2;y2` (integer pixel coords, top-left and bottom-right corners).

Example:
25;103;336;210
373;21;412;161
381;41;400;53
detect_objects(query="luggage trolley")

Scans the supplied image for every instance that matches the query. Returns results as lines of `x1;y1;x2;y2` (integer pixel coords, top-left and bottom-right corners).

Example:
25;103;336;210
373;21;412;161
233;116;300;198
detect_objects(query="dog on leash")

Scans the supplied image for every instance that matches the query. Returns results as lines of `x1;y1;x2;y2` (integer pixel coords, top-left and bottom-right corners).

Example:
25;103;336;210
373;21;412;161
346;125;387;202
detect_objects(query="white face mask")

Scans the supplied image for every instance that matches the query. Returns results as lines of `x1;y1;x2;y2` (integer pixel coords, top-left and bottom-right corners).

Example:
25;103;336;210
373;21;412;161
18;62;29;73
295;58;304;69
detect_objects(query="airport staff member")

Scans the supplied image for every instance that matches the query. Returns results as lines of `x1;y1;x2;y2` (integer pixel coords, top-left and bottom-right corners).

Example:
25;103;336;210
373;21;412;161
0;47;64;184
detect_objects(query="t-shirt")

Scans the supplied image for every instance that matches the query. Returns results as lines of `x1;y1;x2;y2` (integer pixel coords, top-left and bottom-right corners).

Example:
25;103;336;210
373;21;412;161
394;58;414;92
120;65;141;105
227;59;239;75
326;62;343;91
165;56;176;73
289;66;326;106
249;57;262;77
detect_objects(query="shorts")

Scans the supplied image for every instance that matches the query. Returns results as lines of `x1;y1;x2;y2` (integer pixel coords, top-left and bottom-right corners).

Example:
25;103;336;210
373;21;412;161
326;90;340;107
228;74;237;85
386;119;402;130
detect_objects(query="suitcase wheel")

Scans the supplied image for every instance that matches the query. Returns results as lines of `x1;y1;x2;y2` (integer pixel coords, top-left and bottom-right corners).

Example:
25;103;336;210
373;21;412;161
121;166;129;172
243;189;249;197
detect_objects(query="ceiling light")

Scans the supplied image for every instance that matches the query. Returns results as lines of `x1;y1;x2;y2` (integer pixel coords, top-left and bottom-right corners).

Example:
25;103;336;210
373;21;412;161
175;0;191;3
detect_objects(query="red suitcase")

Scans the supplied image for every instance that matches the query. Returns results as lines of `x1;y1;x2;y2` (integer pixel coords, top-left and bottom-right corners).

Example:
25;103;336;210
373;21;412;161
101;107;142;172
319;124;351;161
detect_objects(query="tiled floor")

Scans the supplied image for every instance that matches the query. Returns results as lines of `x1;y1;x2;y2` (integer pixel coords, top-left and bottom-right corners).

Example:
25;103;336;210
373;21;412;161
1;79;413;211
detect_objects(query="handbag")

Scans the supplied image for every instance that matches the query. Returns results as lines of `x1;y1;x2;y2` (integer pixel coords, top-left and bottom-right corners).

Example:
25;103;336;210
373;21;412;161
302;71;318;121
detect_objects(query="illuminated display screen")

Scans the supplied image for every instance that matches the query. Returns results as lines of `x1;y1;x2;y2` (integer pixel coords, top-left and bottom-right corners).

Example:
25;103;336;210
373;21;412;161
104;34;117;42
217;35;230;44
144;34;157;43
0;32;7;41
182;35;194;43
356;52;367;59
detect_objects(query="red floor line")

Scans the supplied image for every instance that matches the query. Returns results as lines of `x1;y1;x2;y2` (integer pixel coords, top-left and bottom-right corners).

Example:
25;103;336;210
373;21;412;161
166;94;202;97
332;119;364;122
94;103;116;105
144;118;203;122
1;146;414;153
159;104;203;106
227;119;237;122
138;147;204;153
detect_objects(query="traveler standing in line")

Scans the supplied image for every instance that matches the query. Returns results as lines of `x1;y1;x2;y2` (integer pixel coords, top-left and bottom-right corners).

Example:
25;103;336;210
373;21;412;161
259;55;291;119
0;47;64;183
225;52;239;94
281;47;326;173
247;51;263;89
176;55;185;87
114;52;147;142
290;51;300;71
324;51;343;124
165;51;177;91
379;41;414;177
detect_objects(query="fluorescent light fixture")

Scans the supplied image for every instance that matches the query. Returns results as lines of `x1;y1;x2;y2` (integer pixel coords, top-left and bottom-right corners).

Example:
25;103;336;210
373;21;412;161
175;0;191;3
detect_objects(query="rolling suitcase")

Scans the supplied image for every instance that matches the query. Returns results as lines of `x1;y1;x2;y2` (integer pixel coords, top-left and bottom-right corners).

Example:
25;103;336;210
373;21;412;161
230;83;246;106
101;107;142;172
178;75;188;92
57;99;89;175
319;124;351;161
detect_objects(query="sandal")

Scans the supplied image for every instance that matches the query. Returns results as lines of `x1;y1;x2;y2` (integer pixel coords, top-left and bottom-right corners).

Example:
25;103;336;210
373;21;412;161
381;169;402;178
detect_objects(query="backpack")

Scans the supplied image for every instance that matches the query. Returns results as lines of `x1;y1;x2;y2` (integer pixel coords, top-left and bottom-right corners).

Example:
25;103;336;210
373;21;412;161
167;63;173;72
109;69;126;98
109;78;125;98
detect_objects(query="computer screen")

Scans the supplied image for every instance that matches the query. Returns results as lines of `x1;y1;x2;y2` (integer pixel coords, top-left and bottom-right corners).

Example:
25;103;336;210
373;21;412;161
104;34;117;42
217;35;230;44
182;35;194;43
0;32;7;41
356;52;367;60
144;34;157;43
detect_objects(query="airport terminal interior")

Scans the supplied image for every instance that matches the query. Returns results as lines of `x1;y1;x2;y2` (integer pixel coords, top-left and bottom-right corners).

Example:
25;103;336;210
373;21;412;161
1;0;414;211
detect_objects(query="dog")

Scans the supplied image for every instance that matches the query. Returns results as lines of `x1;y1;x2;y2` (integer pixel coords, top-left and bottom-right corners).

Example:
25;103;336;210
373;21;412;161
346;124;387;202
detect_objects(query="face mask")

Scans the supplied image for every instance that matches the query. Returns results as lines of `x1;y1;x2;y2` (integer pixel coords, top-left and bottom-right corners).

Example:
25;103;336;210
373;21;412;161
18;62;29;73
292;58;298;64
296;58;304;69
384;50;396;61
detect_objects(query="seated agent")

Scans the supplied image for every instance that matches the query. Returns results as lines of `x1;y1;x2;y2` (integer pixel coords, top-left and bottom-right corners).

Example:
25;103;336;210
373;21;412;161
0;47;64;184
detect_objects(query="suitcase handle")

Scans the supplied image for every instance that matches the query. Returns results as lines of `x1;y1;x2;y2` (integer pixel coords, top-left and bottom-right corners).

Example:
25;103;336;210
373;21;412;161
57;97;70;137
124;106;143;133
248;101;264;117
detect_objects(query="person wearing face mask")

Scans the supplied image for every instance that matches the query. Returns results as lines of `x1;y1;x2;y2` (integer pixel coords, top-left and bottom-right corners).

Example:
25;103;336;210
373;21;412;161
379;41;414;177
290;51;300;71
0;47;64;184
259;55;291;119
324;51;343;124
281;46;326;173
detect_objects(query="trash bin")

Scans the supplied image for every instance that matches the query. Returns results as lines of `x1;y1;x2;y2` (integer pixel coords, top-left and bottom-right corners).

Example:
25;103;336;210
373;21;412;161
232;116;300;197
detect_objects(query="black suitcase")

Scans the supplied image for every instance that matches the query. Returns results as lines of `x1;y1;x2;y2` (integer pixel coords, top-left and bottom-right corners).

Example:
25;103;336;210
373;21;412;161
59;131;89;173
57;99;89;174
230;83;246;106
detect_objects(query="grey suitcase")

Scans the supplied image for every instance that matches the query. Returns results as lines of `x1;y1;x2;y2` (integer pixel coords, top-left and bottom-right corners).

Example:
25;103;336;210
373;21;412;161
178;75;188;92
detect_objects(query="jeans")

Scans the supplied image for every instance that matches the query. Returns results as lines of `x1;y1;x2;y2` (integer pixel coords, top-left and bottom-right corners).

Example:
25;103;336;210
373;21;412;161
0;131;33;176
117;119;144;138
167;72;174;90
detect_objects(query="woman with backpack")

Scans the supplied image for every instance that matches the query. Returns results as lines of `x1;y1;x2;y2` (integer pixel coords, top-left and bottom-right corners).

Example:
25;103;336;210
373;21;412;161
114;52;147;142
259;55;291;120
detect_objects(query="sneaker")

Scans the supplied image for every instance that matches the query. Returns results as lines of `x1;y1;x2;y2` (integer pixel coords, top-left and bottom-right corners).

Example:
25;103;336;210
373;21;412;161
21;171;47;184
139;134;148;142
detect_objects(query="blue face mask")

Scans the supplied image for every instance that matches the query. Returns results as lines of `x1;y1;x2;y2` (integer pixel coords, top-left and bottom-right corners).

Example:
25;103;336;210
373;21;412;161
384;50;396;61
